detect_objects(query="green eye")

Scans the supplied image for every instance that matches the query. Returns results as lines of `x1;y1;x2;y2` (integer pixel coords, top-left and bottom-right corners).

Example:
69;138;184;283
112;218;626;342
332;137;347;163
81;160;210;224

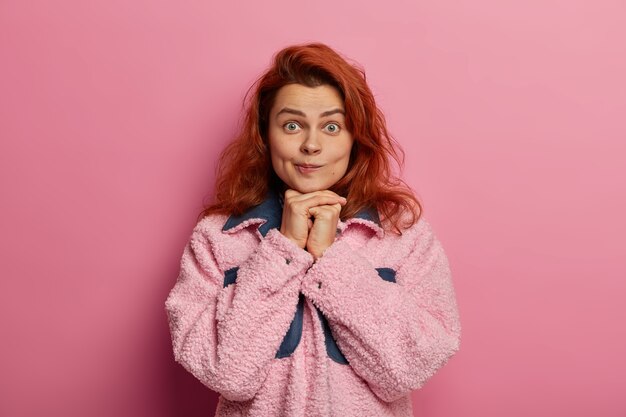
325;123;340;133
285;122;299;131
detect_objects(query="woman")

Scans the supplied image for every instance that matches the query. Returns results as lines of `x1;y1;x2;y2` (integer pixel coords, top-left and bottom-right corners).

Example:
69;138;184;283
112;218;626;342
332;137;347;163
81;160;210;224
165;43;461;417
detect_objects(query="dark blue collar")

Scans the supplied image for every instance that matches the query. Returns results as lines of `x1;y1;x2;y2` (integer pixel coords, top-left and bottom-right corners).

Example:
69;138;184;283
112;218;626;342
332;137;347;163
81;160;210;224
222;189;381;237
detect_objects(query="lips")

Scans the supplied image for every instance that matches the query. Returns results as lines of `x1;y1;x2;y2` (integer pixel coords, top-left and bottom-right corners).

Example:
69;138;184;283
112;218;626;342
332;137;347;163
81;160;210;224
295;163;322;174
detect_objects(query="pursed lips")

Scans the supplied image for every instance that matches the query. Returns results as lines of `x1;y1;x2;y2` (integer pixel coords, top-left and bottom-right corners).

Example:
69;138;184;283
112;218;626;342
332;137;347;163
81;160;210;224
294;163;323;174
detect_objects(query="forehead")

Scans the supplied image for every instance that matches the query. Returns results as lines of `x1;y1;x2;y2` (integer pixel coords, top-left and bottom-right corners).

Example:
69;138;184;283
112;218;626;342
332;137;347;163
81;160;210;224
271;84;344;114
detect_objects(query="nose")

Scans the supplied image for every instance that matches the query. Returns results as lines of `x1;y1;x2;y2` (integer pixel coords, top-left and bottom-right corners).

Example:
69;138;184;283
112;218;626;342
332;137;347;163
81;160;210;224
300;130;321;155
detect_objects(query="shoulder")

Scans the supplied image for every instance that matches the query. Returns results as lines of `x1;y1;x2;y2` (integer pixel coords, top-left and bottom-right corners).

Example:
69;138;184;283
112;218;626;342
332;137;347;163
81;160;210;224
188;213;262;271
375;213;445;264
185;213;231;253
399;216;452;278
381;211;436;246
192;213;230;237
405;214;437;243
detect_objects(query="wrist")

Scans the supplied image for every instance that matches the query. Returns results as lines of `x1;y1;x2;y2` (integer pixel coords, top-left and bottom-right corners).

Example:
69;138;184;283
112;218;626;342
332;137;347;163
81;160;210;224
306;242;330;260
280;227;307;249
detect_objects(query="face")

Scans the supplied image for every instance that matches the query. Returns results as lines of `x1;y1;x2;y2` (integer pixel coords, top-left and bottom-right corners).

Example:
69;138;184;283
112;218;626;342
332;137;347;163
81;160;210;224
267;83;354;194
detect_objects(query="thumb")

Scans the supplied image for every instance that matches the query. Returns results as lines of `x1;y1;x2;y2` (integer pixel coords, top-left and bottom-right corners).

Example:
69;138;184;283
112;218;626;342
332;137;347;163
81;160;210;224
308;206;320;218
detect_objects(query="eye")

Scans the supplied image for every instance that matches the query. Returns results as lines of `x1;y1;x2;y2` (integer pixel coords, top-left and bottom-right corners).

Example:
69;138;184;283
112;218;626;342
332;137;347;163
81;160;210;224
324;123;341;134
283;122;301;132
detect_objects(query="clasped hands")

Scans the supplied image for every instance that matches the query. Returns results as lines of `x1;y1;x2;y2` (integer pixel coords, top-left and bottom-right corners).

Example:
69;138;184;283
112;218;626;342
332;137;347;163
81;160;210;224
280;189;346;260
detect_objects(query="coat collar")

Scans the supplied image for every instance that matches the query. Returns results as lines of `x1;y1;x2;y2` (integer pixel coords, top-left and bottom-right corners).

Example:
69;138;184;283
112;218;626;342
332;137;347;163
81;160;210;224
222;189;383;238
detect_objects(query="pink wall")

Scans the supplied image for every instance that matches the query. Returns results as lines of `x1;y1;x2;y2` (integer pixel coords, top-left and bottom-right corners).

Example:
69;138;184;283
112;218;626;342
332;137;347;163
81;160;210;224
1;0;625;416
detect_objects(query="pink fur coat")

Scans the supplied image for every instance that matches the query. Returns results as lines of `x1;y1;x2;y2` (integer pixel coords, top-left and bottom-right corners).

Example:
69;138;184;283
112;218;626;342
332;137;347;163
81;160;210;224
165;194;461;416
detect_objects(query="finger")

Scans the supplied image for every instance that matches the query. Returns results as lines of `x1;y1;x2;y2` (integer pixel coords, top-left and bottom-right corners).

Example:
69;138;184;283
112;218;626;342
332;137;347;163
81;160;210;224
284;189;302;200
287;190;346;205
309;203;342;214
308;204;342;219
291;194;347;212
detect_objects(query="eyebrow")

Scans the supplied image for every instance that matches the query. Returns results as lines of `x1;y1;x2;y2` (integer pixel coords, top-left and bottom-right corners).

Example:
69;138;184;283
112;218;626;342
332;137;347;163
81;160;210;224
275;107;345;119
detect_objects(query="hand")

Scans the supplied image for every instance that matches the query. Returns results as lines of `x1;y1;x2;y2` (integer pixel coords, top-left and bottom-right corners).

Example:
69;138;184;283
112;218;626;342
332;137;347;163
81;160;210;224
280;189;346;256
306;200;343;259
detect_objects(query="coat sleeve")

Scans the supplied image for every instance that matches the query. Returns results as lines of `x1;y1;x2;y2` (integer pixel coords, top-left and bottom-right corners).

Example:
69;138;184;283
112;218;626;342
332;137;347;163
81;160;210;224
165;225;313;401
300;219;461;402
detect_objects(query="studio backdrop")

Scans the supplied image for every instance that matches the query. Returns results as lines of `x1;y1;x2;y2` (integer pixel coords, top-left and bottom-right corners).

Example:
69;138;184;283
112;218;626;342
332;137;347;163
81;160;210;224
1;0;624;416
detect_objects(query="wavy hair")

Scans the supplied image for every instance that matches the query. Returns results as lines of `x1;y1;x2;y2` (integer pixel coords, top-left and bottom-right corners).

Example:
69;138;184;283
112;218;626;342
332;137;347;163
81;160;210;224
199;43;421;233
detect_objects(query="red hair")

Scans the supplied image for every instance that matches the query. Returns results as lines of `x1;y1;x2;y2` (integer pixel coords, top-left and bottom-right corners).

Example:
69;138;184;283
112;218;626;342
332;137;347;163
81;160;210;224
200;43;421;233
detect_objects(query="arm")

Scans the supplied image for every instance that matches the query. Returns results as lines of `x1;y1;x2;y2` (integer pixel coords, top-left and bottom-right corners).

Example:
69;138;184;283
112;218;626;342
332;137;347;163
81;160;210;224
300;220;461;402
165;224;313;401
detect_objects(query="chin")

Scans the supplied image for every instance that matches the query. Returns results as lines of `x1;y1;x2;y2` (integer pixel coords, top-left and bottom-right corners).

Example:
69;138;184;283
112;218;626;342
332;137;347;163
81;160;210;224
293;186;322;194
289;182;331;194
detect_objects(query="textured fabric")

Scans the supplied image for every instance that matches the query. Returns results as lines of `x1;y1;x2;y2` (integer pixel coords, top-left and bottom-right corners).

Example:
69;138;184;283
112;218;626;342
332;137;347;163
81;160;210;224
165;198;461;417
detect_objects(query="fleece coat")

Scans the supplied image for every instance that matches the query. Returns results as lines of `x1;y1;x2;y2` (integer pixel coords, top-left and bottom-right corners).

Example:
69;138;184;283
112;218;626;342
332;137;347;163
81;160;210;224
165;192;461;417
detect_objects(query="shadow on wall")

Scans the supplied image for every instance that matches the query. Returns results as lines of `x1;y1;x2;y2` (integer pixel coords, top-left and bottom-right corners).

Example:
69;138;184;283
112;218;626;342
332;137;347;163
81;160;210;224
166;361;219;417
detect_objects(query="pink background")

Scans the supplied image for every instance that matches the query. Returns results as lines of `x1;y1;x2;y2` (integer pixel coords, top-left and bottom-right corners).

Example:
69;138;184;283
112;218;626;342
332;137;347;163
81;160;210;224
1;0;625;416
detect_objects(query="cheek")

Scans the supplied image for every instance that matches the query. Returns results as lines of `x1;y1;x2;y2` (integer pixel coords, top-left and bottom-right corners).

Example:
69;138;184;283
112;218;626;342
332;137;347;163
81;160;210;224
269;152;279;171
338;142;353;166
269;135;293;159
331;155;350;178
269;151;288;178
335;143;353;177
